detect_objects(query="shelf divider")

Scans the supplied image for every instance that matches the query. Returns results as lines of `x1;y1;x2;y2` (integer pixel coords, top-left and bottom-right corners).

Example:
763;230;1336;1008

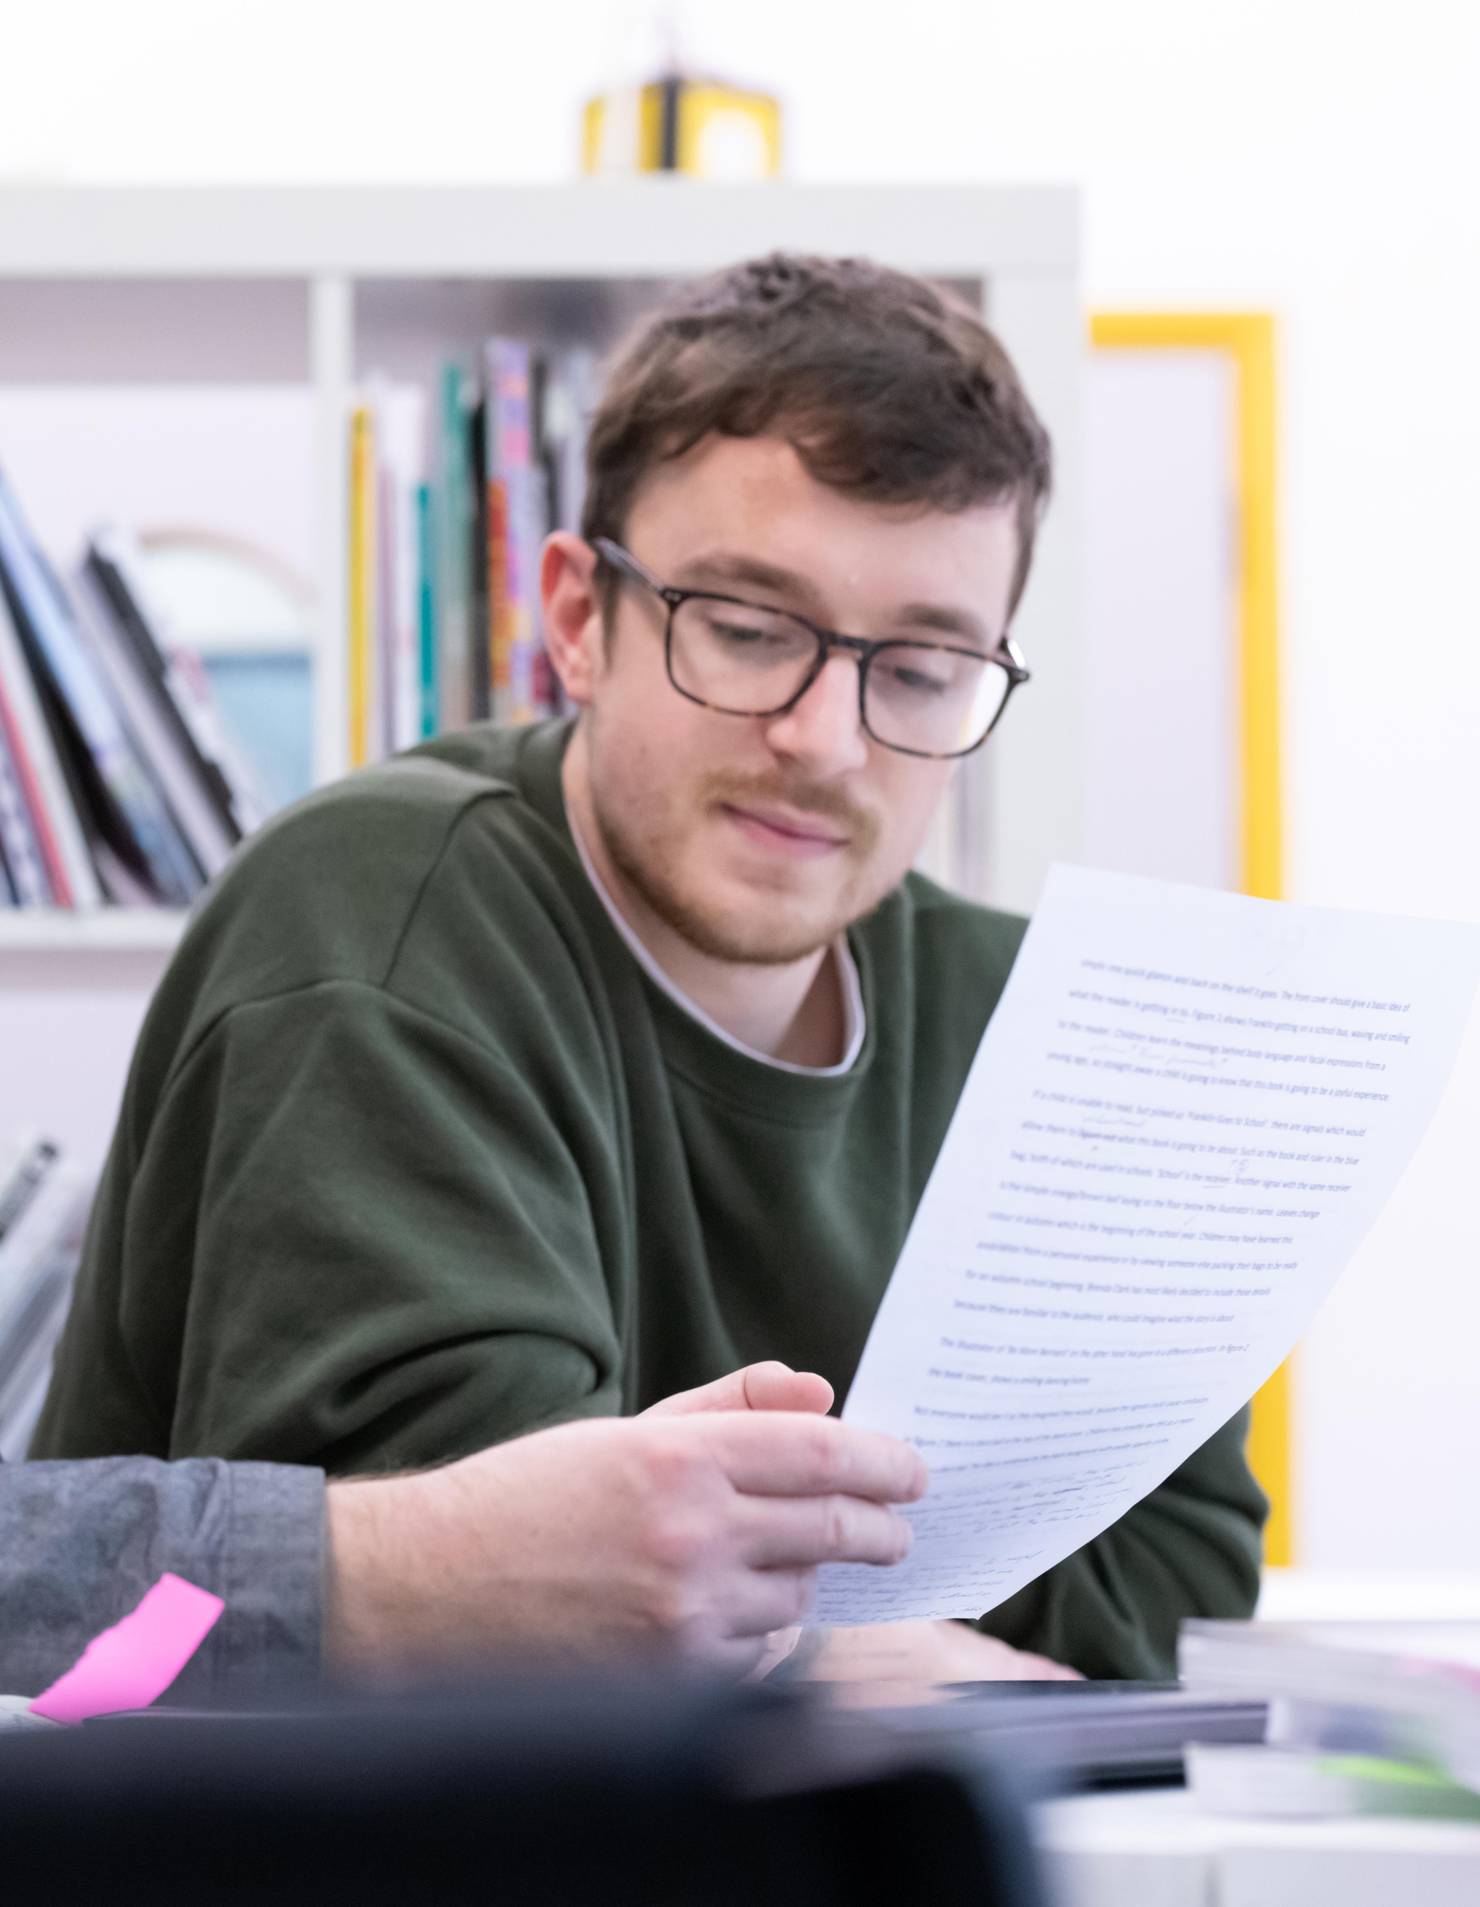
0;910;187;956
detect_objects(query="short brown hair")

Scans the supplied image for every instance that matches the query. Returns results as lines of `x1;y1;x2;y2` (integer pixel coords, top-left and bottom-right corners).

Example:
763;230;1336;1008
582;252;1053;614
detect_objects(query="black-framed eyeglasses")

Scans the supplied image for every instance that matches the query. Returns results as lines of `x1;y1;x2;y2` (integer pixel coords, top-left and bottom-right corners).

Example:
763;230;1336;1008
592;537;1030;761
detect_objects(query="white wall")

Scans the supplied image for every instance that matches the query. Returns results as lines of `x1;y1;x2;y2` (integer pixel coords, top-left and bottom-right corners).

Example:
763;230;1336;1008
3;1;1477;1566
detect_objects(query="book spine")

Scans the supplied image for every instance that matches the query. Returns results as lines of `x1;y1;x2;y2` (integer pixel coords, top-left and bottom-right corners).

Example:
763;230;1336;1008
528;459;558;719
0;717;52;904
364;376;427;760
347;406;376;769
381;389;425;756
376;455;398;760
437;365;473;731
537;348;592;719
388;466;418;754
468;387;490;723
160;648;268;837
0;635;70;904
0;577;100;906
488;341;538;726
415;483;438;739
83;534;245;844
71;566;237;879
487;467;511;717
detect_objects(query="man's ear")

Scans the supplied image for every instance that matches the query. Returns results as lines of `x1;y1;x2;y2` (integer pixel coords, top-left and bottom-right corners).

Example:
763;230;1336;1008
541;532;605;706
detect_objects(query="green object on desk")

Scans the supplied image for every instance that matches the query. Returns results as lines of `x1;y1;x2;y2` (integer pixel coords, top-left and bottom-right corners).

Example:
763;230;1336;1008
1320;1755;1451;1787
1318;1754;1480;1815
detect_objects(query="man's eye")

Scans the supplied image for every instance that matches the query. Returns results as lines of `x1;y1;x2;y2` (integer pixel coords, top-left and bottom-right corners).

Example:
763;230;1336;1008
883;664;951;697
698;609;800;653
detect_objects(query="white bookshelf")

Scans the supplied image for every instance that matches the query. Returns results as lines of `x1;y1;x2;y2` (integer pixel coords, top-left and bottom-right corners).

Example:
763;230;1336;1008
0;909;185;955
0;182;1082;1151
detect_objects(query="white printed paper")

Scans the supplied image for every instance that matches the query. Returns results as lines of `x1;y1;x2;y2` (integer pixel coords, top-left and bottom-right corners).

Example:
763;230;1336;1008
813;865;1480;1625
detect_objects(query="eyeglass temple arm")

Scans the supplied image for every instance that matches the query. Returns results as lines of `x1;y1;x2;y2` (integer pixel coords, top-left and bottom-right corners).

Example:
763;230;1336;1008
999;633;1031;684
592;536;672;598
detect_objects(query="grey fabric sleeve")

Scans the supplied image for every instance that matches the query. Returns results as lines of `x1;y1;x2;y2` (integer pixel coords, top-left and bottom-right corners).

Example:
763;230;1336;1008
0;1457;325;1704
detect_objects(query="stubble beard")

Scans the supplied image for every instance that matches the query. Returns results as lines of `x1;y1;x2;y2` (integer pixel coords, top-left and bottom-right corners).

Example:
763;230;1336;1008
591;769;884;968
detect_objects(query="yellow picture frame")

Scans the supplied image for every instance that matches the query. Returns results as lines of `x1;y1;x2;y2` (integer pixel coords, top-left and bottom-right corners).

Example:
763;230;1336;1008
1090;312;1290;1566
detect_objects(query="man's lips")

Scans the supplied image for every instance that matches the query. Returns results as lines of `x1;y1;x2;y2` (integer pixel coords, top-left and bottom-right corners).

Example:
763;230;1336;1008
719;801;851;854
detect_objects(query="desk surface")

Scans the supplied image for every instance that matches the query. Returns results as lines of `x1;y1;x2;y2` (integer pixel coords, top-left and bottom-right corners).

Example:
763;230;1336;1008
1034;1785;1480;1907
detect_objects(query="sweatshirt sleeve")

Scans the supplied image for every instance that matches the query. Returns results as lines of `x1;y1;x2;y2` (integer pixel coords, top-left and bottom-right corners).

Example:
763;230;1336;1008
974;1405;1266;1678
36;978;625;1472
0;1456;323;1702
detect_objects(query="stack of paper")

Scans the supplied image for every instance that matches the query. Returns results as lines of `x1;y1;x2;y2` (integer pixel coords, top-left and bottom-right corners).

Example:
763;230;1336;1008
1181;1620;1480;1818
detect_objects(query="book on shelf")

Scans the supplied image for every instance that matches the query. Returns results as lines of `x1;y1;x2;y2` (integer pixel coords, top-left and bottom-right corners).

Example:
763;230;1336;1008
0;694;50;906
74;550;239;881
0;463;205;907
373;383;425;760
0;536;101;910
348;387;433;767
437;363;477;735
82;529;268;842
415;481;438;742
350;339;590;769
0;463;263;916
485;337;538;726
468;369;492;726
0;1131;92;1462
0;329;594;912
347;405;377;771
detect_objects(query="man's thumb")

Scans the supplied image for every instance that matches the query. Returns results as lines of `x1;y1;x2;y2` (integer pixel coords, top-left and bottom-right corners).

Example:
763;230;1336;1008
643;1361;835;1418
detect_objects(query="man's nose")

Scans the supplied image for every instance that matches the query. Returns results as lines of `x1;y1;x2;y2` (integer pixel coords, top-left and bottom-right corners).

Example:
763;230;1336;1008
762;653;870;774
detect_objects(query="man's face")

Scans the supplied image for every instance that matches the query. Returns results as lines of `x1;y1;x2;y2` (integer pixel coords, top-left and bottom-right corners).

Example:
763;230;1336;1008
564;435;1022;967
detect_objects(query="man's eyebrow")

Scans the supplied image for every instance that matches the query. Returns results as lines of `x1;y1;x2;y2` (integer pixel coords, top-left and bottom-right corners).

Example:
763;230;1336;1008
673;550;996;649
674;550;817;600
892;601;993;648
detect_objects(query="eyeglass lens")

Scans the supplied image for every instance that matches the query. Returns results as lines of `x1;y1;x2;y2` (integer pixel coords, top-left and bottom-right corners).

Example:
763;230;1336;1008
669;596;1011;756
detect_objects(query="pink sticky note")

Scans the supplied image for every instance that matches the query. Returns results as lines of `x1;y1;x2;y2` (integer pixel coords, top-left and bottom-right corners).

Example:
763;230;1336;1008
30;1573;224;1725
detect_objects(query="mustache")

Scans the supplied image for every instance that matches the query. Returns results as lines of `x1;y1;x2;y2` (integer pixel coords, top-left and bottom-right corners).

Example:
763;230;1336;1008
702;772;880;848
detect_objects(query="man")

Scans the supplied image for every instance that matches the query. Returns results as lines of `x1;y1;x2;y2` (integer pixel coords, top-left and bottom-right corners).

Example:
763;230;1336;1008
35;254;1265;1679
4;1362;936;1697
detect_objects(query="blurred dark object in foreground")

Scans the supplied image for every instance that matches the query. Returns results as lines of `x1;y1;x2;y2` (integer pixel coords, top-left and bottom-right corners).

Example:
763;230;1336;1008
0;1675;1045;1906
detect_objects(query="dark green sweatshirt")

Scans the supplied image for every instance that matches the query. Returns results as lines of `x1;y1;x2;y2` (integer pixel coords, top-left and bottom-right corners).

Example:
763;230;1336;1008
35;719;1264;1674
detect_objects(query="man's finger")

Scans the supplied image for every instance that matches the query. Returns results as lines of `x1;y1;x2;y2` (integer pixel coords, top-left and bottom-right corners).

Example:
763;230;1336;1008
705;1412;928;1504
739;1494;914;1570
642;1362;832;1419
742;1364;834;1415
715;1567;817;1641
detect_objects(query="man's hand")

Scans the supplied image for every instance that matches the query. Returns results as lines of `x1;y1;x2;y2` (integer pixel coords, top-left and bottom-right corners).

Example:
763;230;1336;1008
796;1619;1081;1685
638;1369;1077;1687
325;1382;925;1679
